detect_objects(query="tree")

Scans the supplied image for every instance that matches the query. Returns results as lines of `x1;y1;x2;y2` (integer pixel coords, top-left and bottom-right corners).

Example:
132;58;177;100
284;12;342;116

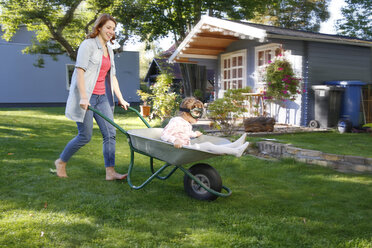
0;0;127;66
336;0;372;40
251;0;330;32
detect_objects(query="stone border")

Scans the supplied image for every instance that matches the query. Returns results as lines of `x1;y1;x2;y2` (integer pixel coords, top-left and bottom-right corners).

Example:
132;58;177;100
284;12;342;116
256;141;372;174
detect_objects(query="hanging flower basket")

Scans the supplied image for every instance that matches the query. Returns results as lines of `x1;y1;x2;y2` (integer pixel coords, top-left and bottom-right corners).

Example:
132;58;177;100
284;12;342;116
263;53;303;102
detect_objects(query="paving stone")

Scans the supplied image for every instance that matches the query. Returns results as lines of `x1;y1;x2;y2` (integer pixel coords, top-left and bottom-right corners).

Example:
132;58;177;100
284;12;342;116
344;155;366;165
366;158;372;166
300;149;323;158
354;165;369;172
322;153;342;161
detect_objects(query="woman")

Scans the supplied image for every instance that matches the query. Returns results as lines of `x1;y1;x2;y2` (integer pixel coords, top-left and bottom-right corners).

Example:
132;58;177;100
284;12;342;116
55;14;129;180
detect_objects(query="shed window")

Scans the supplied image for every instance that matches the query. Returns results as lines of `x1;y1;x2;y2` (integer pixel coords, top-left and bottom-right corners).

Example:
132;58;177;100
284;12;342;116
220;49;246;91
254;44;281;85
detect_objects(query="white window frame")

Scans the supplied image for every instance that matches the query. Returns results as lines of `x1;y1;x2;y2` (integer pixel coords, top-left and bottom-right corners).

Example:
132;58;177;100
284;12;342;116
66;64;75;90
254;43;281;89
220;49;247;96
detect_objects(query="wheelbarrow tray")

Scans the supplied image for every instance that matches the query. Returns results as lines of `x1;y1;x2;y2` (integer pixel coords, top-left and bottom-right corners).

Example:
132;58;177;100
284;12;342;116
127;128;232;166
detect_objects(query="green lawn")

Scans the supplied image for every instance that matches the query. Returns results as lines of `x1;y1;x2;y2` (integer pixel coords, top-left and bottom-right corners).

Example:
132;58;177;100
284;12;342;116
1;107;372;247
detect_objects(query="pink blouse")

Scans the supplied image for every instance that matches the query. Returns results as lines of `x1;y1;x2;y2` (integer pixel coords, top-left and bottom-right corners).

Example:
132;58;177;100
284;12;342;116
161;117;198;146
92;54;111;95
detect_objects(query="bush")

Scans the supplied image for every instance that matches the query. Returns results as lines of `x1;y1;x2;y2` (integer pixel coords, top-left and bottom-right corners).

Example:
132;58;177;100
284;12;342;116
207;87;251;135
150;72;180;120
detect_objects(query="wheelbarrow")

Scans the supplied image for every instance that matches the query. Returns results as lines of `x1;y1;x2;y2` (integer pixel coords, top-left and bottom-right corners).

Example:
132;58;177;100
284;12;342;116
88;106;232;201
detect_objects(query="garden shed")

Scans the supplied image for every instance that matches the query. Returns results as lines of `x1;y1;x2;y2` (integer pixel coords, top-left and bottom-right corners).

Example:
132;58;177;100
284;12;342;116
145;56;215;100
169;16;372;127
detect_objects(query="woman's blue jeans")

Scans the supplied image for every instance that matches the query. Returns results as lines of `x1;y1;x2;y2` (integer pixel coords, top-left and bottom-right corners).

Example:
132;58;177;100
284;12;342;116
60;94;116;167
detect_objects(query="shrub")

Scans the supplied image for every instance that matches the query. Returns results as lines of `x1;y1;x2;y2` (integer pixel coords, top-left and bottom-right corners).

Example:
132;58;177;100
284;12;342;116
207;87;251;135
150;72;180;120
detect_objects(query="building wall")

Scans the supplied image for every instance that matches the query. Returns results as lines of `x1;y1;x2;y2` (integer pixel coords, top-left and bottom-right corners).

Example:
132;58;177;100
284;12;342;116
306;42;372;123
0;26;139;106
219;38;305;126
218;38;372;127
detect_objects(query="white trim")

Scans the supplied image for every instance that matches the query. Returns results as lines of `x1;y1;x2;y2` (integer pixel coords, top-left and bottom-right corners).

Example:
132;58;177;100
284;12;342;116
177;54;218;59
219;49;247;97
201;16;267;40
268;34;372;48
169;15;267;63
253;43;282;91
168;18;206;63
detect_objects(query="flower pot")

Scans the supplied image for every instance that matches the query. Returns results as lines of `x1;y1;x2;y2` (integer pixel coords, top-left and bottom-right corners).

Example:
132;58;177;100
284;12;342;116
140;105;151;117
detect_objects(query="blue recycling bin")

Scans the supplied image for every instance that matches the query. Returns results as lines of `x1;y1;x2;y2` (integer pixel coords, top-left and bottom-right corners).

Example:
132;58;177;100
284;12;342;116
324;81;366;127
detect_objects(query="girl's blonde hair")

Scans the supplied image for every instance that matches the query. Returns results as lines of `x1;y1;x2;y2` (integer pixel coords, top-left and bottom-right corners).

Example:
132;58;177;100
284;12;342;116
86;14;116;44
179;97;203;118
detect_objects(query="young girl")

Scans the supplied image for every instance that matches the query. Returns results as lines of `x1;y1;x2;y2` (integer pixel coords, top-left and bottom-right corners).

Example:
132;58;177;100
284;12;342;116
161;97;249;157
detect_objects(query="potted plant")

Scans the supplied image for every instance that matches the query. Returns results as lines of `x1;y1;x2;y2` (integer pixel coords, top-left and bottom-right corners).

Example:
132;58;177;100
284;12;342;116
136;89;152;117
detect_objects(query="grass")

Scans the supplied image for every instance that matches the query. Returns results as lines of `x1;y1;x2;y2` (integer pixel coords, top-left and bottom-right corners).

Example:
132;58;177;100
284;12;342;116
1;107;372;247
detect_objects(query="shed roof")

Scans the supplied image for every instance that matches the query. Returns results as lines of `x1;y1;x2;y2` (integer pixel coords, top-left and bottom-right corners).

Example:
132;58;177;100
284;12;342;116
169;15;372;63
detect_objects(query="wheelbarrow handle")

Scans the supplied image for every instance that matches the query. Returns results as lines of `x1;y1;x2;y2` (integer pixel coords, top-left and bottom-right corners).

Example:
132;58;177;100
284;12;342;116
88;106;129;135
121;105;151;128
88;105;151;136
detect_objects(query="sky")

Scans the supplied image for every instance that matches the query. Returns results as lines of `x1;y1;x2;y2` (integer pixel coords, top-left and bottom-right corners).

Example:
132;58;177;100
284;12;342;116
319;0;346;34
123;0;347;52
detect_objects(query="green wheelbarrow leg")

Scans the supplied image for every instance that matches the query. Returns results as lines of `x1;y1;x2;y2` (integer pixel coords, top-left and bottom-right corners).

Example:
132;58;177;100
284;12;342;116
150;157;179;180
127;150;176;190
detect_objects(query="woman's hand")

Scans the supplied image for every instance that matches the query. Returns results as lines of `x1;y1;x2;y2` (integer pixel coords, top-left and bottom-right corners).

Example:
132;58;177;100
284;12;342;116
174;139;183;149
79;98;90;110
118;99;130;110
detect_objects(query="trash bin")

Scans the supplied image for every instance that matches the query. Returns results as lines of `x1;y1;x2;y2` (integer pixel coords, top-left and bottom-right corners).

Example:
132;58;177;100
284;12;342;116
324;81;366;127
310;85;344;128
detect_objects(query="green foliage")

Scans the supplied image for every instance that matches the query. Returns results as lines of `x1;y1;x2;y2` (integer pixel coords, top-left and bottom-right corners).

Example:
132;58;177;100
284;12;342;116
252;0;330;32
207;87;251;135
263;56;302;102
115;0;331;45
150;72;180;120
136;89;152;105
137;81;152;105
193;89;203;101
336;0;372;40
0;0;124;64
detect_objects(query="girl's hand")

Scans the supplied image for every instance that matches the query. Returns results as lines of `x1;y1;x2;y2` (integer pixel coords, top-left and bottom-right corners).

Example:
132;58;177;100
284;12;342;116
195;131;203;137
118;99;129;110
79;98;90;110
174;139;183;149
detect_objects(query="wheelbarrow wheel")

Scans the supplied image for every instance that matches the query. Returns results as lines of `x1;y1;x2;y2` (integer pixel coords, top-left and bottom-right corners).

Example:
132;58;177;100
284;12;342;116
183;163;222;201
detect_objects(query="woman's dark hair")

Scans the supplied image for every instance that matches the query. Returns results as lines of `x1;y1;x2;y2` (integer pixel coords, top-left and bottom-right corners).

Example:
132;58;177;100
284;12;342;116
86;14;116;44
